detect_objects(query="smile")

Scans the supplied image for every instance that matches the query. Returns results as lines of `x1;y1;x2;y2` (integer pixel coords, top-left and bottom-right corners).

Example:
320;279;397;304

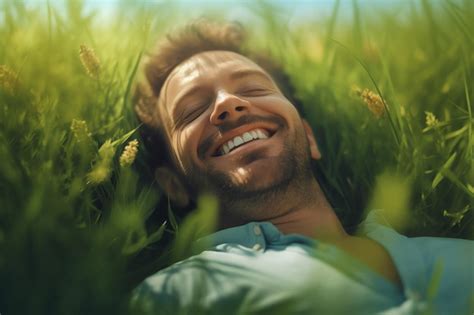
217;128;270;156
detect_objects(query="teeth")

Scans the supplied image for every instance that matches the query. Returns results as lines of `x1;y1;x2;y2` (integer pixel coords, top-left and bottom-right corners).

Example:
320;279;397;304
257;130;268;139
219;128;270;156
223;143;230;155
242;132;253;142
233;136;244;147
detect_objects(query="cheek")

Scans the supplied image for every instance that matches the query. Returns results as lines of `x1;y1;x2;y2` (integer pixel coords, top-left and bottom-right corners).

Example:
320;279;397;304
258;95;296;113
173;124;203;169
258;96;300;125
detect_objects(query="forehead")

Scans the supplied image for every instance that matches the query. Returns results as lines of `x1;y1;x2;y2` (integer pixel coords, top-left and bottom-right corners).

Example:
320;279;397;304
161;51;267;107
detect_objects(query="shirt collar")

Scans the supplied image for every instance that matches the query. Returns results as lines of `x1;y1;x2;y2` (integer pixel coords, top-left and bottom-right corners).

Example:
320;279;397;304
197;211;408;253
197;221;315;251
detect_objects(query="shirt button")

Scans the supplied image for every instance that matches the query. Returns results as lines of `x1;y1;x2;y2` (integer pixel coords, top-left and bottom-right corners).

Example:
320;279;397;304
253;225;262;236
252;243;262;251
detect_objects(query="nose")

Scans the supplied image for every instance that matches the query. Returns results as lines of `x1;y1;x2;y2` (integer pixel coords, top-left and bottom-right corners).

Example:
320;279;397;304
209;90;250;126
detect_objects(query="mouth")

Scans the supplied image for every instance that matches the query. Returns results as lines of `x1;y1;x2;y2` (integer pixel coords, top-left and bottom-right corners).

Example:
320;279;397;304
211;127;276;157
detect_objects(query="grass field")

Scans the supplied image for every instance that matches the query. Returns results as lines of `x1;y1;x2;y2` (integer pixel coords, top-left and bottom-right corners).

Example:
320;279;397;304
0;0;472;314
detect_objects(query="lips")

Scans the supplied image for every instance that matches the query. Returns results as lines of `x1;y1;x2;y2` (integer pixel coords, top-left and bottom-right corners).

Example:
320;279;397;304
207;123;278;158
197;115;285;159
217;128;270;156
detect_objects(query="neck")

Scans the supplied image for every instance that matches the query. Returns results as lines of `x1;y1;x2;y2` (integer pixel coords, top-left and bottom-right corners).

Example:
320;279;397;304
268;180;348;240
218;178;348;242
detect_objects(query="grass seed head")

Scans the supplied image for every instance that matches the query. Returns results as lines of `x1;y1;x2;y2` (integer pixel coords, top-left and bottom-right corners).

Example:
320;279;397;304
119;139;139;168
79;44;101;79
0;65;19;93
425;111;439;127
87;164;111;185
70;119;91;143
360;88;386;119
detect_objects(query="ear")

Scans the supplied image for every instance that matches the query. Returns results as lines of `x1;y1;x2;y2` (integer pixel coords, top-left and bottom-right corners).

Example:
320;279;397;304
302;119;322;160
155;167;190;207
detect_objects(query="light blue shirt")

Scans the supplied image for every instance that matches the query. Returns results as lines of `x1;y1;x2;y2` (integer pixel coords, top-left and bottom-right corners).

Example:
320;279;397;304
132;211;474;314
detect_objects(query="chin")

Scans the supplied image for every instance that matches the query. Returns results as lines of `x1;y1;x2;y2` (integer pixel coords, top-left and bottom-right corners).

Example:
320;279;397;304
211;155;295;198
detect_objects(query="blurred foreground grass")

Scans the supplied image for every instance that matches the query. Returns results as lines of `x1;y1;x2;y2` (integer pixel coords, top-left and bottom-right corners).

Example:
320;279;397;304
0;0;473;314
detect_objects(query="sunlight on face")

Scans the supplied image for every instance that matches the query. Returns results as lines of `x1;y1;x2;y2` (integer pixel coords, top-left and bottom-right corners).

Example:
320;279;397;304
228;167;251;186
158;51;317;220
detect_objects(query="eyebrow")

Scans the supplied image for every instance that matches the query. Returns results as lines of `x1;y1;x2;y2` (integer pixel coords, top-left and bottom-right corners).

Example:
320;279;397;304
170;68;273;117
228;68;273;82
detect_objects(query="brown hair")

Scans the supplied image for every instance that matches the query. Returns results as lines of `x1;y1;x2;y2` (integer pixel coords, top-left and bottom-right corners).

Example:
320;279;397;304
133;19;303;169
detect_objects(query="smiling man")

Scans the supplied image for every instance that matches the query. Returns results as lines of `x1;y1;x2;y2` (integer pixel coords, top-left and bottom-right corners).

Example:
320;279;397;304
132;21;474;315
157;49;326;231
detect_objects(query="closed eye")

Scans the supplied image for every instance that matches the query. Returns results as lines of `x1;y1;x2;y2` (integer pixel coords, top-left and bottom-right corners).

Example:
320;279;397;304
239;88;270;97
176;102;209;127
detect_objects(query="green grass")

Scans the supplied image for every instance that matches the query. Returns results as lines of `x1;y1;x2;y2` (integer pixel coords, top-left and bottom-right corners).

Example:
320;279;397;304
0;0;472;314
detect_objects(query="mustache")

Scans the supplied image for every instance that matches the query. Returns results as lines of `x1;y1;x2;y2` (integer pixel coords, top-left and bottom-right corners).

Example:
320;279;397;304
198;115;285;159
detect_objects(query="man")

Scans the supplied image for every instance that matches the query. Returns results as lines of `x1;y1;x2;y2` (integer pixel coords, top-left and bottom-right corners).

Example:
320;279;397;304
131;20;473;314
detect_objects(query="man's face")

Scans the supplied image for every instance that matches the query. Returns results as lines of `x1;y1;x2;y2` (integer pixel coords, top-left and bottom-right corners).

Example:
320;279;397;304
159;51;318;218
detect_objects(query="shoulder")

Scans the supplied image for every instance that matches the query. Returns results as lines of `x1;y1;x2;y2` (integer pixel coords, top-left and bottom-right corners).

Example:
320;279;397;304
361;211;474;314
408;236;473;284
131;249;265;314
131;254;213;314
407;236;474;314
362;210;473;269
409;235;473;258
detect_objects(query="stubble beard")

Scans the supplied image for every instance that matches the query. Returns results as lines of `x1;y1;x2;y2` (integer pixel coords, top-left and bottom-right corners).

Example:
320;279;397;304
185;130;315;222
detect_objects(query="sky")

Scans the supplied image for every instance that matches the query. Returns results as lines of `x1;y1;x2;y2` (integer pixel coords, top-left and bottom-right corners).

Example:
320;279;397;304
1;0;443;31
84;0;414;20
12;0;422;24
